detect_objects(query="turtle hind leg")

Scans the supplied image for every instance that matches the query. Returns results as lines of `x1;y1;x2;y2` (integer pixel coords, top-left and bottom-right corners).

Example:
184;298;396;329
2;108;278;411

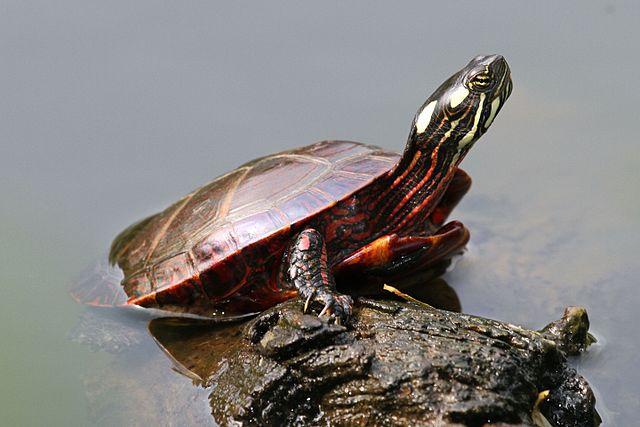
286;229;353;323
333;221;469;292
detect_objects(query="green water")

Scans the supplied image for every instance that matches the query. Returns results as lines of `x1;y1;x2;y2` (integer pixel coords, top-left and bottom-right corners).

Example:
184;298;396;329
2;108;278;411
2;1;639;425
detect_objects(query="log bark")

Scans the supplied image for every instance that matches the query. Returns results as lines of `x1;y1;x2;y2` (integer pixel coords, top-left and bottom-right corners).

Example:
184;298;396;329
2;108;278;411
207;298;599;426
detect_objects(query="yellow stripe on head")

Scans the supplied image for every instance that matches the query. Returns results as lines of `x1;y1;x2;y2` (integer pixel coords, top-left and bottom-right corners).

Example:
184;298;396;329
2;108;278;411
458;93;485;149
415;101;437;134
449;86;469;108
484;97;501;130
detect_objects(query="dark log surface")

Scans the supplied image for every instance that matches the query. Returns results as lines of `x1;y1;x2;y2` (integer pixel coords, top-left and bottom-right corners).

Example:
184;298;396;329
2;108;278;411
206;298;598;426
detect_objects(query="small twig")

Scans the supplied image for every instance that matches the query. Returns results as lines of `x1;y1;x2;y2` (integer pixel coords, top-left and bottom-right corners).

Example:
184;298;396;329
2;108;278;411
383;284;434;309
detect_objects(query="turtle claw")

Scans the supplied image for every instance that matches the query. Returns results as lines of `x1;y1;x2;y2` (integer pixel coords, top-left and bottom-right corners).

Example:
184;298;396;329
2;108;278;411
298;283;353;323
318;303;330;318
315;292;353;324
304;293;314;313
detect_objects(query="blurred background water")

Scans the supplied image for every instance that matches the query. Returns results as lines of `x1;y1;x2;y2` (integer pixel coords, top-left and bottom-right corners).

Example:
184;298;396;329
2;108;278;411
1;1;639;425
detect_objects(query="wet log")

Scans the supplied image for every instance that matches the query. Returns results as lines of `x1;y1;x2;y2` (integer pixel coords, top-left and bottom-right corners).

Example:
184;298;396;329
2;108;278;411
208;298;599;426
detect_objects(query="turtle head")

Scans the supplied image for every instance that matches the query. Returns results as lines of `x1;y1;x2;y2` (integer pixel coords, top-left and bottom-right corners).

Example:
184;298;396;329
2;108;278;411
411;54;512;161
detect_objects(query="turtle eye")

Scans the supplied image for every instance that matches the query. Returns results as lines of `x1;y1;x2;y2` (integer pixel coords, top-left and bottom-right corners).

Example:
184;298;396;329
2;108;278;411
468;71;494;91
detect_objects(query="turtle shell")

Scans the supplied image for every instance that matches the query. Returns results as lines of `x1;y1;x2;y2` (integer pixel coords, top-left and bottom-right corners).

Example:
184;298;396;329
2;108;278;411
73;140;400;313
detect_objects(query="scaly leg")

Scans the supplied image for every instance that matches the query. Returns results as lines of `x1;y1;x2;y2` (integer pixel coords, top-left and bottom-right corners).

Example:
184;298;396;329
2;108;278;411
286;229;353;322
334;221;469;290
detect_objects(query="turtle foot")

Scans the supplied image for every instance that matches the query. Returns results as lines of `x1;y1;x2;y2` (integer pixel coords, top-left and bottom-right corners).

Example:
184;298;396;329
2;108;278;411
300;285;353;324
286;229;353;324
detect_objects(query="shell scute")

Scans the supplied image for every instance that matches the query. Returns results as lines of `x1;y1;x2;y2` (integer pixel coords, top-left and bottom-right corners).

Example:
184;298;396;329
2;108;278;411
152;252;195;292
231;211;286;248
277;190;332;223
123;271;152;298
341;156;398;176
314;173;372;199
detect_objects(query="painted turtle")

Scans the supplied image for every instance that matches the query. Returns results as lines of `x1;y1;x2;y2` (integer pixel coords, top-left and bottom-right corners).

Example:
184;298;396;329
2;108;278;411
72;55;512;322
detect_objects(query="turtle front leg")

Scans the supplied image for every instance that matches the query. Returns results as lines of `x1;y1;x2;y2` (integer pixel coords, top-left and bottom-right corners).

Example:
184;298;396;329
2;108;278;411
286;229;353;323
